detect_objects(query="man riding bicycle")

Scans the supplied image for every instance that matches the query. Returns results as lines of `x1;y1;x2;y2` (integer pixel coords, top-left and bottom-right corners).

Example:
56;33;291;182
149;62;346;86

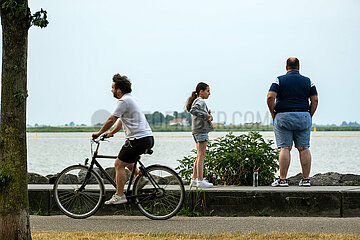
92;73;154;205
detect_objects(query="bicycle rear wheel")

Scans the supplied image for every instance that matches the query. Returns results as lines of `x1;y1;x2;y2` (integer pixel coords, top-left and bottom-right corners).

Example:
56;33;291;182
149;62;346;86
133;165;185;220
53;165;104;219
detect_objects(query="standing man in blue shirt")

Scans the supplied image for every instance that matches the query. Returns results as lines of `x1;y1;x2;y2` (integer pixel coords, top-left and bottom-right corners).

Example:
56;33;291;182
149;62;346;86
267;58;318;187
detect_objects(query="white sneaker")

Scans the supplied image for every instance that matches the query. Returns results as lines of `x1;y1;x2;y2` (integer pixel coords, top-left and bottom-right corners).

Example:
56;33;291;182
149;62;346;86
271;178;289;187
105;193;127;205
197;179;213;188
190;178;198;188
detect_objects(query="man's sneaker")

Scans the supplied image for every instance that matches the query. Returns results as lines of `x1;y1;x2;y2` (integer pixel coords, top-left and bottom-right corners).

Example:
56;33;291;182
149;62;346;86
271;178;289;187
104;193;127;205
197;179;213;188
299;178;311;187
190;178;198;188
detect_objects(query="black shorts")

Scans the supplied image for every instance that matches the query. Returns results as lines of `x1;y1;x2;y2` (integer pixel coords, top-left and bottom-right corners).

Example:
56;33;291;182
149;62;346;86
118;136;154;163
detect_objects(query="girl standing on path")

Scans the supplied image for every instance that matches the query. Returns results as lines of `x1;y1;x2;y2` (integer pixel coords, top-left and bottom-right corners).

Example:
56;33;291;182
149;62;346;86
186;82;214;188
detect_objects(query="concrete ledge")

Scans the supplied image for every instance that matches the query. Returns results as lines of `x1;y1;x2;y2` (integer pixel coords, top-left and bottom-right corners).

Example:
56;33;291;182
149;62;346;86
28;185;360;217
342;188;360;217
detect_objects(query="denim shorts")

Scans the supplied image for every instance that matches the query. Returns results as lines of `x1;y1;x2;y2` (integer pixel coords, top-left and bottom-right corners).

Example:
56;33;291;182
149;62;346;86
273;112;312;148
192;132;209;143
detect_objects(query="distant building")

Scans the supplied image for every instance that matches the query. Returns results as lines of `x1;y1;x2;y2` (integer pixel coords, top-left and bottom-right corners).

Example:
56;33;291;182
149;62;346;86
169;118;189;126
244;121;261;126
212;122;225;127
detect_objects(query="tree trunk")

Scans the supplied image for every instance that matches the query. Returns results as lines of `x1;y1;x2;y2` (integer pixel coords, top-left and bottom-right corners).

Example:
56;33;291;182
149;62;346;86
0;0;32;239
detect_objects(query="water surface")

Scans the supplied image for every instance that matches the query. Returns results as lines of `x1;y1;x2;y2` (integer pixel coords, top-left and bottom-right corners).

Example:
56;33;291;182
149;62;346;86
27;131;360;177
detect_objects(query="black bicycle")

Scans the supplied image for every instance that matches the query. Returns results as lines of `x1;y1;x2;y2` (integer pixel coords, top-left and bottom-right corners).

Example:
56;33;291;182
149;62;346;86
53;134;185;220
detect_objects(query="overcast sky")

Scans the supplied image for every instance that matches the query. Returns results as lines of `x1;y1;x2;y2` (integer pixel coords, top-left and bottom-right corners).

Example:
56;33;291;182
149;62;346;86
1;0;360;126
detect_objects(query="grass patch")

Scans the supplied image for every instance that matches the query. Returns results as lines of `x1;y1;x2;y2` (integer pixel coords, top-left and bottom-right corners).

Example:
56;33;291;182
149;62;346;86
31;231;360;239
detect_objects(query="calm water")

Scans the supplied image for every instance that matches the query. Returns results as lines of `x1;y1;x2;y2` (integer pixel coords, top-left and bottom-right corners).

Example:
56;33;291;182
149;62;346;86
27;131;360;177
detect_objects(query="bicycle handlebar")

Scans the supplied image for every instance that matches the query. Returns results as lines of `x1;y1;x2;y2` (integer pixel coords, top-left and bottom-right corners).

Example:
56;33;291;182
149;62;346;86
92;133;108;143
100;133;108;141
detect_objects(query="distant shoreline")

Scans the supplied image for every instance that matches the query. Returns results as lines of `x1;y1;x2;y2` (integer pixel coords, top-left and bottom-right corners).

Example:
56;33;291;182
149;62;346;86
26;126;360;132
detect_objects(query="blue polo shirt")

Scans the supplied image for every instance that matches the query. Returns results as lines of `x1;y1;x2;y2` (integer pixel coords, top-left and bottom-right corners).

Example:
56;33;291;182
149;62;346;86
269;70;318;113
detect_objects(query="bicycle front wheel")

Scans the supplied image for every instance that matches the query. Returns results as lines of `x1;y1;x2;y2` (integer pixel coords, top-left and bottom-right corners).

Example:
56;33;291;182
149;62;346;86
53;165;104;219
133;165;185;220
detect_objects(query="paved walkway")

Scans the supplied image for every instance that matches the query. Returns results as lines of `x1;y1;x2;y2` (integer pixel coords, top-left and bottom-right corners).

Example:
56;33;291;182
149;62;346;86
31;215;360;234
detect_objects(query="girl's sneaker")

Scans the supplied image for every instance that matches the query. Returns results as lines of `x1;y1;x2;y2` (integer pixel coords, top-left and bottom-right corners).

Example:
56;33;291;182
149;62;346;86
197;179;213;188
190;178;198;188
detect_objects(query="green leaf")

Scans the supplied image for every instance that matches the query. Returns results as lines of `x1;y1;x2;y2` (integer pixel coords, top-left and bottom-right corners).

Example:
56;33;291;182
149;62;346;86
31;8;49;28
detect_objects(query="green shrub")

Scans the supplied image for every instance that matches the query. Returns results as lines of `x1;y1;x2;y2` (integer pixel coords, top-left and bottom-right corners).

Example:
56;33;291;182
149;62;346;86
176;131;279;186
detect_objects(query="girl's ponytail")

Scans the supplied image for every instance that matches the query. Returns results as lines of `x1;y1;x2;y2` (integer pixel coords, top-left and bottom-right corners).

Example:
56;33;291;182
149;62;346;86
186;91;198;111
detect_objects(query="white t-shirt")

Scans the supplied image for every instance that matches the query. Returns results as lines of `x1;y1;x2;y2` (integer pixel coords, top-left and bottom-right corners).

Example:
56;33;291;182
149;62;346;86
112;93;153;139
